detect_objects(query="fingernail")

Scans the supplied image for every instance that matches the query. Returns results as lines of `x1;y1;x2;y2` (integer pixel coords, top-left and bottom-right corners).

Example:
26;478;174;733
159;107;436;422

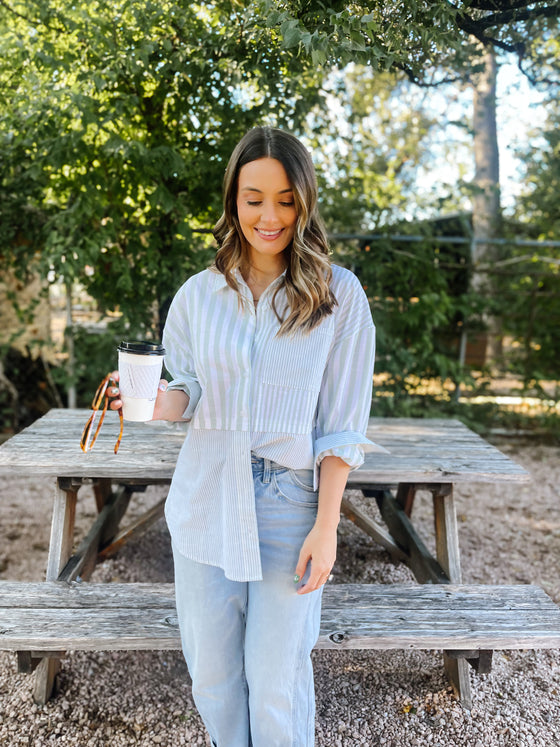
293;575;300;583
159;382;168;391
110;387;119;395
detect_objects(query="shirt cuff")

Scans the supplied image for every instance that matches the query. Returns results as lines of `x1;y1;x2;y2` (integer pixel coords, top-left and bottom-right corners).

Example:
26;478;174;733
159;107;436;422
167;379;202;420
317;445;365;471
314;430;390;470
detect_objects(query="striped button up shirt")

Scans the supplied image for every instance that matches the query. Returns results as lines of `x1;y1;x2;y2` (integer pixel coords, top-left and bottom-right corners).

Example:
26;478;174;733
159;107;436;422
163;263;380;581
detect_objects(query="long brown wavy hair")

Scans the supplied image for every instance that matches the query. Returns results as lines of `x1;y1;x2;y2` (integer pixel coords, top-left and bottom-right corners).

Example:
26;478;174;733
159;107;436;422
213;127;337;335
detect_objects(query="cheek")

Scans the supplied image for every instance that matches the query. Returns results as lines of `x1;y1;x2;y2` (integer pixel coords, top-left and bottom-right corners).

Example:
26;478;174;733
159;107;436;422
236;204;253;236
286;208;297;230
236;200;247;223
287;214;298;239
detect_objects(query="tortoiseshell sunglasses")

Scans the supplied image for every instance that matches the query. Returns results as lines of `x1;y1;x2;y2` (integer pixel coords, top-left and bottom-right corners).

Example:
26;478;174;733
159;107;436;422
80;374;123;454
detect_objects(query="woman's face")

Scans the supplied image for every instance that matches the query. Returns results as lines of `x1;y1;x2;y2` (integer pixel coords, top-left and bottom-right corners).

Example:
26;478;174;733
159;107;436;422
236;157;297;267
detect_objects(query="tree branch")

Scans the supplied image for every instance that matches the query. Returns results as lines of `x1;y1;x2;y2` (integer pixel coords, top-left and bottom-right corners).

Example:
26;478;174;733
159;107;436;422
456;20;521;52
475;4;560;30
517;57;558;87
446;0;559;55
394;61;466;87
467;1;542;10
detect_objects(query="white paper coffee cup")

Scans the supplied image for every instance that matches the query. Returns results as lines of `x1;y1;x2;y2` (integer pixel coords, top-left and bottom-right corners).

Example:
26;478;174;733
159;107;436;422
118;340;166;422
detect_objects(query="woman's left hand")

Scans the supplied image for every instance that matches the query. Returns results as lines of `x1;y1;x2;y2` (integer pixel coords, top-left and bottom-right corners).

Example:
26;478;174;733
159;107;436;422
294;523;337;595
107;370;122;410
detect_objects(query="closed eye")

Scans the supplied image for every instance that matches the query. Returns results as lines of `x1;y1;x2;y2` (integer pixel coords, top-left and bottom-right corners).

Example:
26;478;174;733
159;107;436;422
245;200;294;208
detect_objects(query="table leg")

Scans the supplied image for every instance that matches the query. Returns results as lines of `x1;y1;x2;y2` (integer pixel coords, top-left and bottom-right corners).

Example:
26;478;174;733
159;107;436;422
33;478;78;705
370;488;449;584
93;477;112;513
395;483;416;517
433;485;461;584
432;485;472;709
46;478;78;581
340;496;408;562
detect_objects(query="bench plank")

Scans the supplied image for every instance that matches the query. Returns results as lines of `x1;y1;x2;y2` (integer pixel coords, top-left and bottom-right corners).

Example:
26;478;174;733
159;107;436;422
2;607;560;652
1;582;560;652
1;582;557;610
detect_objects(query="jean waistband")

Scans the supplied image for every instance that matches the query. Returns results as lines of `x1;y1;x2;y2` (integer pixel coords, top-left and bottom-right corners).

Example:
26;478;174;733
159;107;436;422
250;453;285;471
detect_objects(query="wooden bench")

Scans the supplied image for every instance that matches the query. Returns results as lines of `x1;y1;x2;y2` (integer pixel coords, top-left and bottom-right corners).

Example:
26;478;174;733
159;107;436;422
2;581;560;709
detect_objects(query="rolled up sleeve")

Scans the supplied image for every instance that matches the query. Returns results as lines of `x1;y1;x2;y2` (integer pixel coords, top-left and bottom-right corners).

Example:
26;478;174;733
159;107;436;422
162;286;202;421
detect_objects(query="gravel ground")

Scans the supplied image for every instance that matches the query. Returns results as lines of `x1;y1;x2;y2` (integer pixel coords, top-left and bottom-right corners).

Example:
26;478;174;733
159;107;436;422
0;437;559;746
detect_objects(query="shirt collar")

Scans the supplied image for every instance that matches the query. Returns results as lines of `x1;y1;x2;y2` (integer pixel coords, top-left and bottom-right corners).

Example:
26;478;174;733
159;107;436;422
210;268;230;293
210;267;287;298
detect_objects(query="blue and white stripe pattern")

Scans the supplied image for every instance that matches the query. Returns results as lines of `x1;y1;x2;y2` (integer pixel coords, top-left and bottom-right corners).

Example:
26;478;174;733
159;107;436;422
163;264;380;581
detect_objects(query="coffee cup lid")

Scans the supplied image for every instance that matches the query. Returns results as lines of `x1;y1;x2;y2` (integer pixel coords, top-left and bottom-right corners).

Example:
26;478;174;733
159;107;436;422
118;340;166;356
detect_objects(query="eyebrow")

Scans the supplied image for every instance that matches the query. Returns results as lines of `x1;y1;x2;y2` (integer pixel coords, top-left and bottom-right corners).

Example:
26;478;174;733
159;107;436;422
240;187;293;194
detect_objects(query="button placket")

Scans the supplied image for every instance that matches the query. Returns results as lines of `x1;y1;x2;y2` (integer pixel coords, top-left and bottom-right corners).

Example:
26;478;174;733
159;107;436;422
238;304;256;423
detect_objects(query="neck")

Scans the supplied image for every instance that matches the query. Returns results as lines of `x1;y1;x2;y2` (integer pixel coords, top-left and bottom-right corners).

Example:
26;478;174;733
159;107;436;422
242;253;286;284
241;253;286;300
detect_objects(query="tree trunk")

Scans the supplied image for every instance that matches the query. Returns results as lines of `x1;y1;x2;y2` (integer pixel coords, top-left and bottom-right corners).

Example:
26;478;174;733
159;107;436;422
471;47;503;368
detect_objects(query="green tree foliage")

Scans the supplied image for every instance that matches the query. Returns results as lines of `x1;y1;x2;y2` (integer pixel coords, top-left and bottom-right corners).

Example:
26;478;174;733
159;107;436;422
342;216;483;404
498;100;560;384
270;1;559;387
1;0;558;412
261;1;560;85
518;106;560;239
0;0;325;334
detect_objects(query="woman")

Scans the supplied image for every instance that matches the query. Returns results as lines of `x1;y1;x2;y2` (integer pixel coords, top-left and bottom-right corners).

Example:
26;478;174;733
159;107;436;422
111;126;378;746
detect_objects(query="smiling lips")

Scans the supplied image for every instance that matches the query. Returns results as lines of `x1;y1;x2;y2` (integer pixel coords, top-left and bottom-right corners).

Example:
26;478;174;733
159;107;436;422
255;228;284;241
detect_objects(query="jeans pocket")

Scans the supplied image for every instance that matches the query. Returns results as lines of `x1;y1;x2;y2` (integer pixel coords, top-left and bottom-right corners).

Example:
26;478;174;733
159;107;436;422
272;468;318;508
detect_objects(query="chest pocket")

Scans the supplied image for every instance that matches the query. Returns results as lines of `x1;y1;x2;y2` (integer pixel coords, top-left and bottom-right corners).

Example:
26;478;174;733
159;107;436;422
260;321;334;392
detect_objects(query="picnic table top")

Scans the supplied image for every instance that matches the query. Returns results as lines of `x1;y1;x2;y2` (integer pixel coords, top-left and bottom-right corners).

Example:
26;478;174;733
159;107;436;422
0;409;530;486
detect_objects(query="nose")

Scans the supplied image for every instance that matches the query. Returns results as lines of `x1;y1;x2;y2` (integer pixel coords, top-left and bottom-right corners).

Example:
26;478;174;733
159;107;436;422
259;201;280;226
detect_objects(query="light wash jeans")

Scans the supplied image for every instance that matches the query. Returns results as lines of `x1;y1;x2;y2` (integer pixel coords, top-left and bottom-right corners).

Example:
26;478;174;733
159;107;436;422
172;456;323;747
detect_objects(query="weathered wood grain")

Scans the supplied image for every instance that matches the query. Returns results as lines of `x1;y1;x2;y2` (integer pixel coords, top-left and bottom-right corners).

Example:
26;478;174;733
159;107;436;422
0;411;531;485
432;487;462;583
2;582;560;653
3;582;557;610
45;482;77;582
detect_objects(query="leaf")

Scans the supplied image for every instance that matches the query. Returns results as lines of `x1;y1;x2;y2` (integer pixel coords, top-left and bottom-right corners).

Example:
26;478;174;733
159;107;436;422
311;47;326;66
280;18;302;48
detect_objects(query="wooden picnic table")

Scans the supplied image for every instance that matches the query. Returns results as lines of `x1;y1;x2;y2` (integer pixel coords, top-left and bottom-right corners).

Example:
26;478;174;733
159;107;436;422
0;409;533;707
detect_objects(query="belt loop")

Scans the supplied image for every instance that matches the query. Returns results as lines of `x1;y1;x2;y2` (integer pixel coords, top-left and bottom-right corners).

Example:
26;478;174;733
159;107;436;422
263;458;272;483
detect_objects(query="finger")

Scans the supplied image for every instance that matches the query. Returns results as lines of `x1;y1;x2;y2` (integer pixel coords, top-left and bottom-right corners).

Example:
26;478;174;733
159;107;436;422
297;569;326;595
293;551;311;588
297;568;332;595
107;382;120;405
297;577;322;595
